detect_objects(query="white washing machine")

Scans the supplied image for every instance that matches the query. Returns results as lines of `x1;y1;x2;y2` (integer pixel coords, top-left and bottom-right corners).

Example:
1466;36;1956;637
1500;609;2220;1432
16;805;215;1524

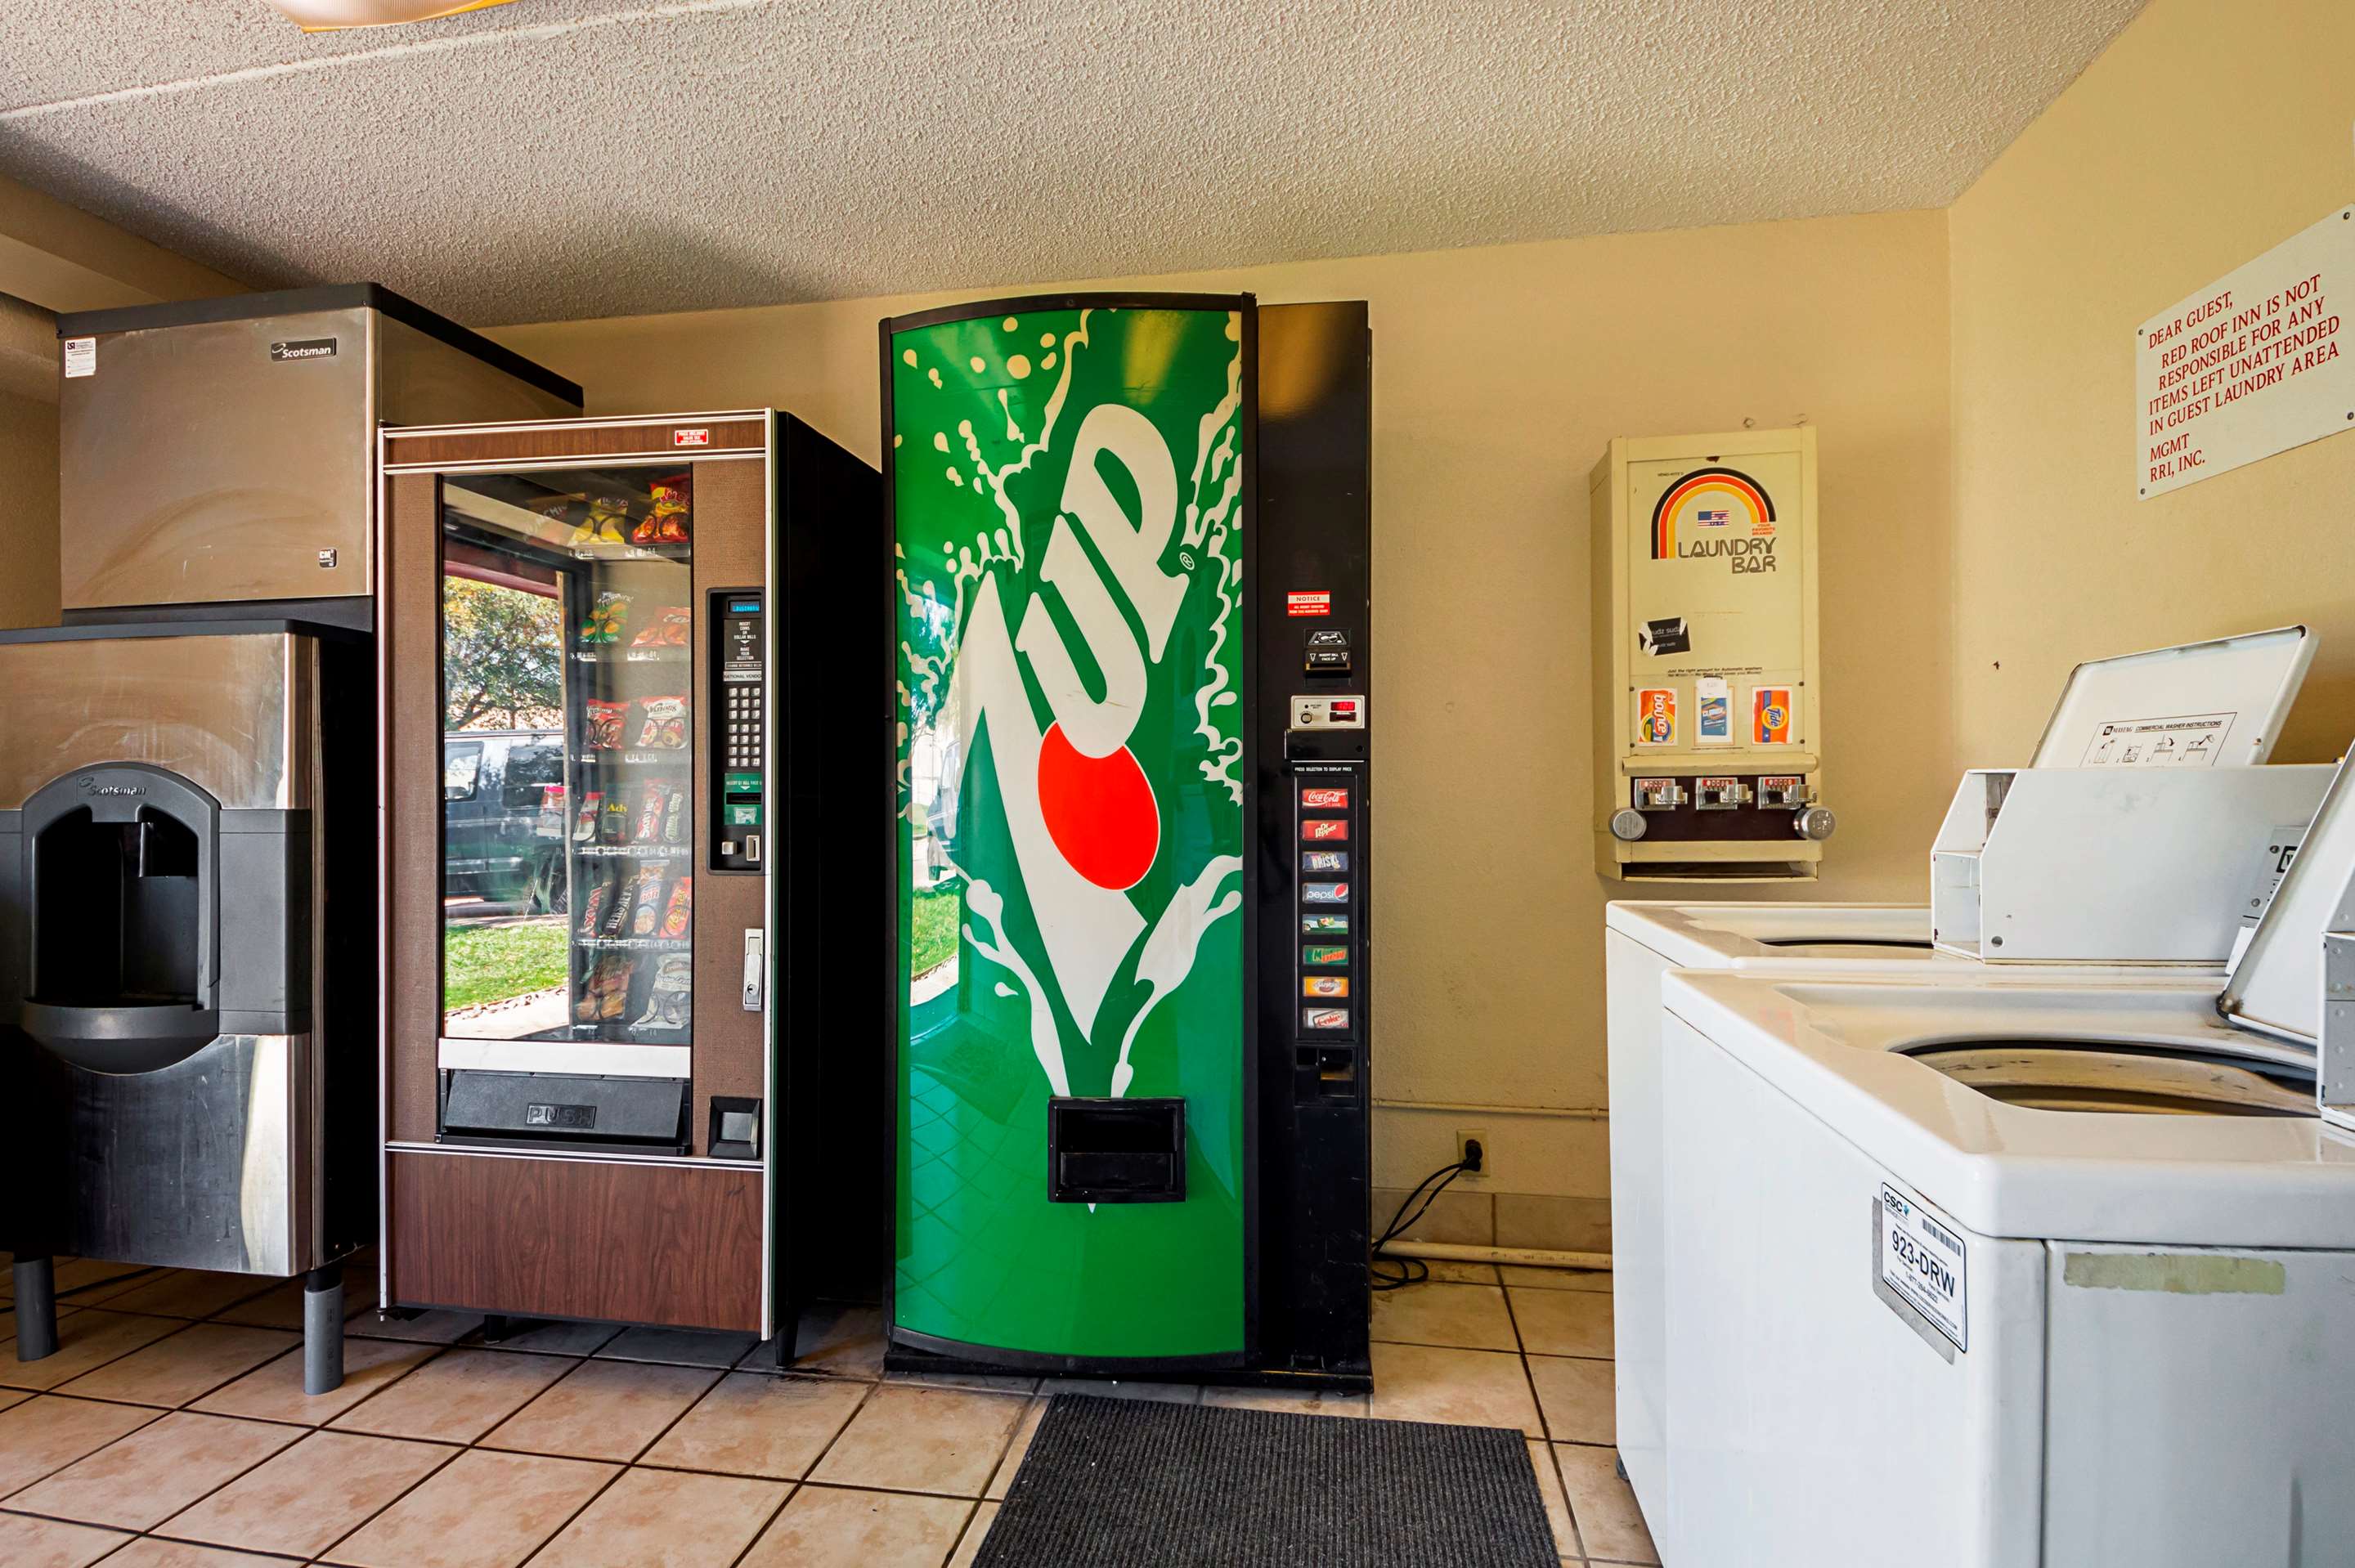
1603;625;2322;1540
1604;904;2232;1543
1653;765;2355;1566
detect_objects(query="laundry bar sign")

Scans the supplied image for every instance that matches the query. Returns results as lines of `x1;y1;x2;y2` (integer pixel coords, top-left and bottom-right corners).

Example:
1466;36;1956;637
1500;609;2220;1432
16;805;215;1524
2136;205;2355;499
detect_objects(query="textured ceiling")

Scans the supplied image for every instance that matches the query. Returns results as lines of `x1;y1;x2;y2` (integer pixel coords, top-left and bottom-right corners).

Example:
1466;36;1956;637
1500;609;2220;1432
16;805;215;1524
0;0;2145;326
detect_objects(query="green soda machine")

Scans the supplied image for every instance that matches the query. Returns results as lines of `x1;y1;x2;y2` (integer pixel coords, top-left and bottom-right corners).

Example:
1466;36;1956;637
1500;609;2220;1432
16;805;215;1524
884;294;1374;1387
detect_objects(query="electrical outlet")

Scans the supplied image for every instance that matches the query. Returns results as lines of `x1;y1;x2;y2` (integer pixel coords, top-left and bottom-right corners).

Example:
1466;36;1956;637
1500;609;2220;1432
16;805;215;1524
1456;1128;1490;1178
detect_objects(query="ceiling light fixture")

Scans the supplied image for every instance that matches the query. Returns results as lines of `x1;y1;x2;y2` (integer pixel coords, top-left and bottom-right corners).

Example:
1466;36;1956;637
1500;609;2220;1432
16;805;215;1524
262;0;520;32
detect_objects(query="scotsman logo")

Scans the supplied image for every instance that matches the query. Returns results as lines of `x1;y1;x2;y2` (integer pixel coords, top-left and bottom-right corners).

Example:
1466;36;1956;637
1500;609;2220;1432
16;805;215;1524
896;305;1247;1101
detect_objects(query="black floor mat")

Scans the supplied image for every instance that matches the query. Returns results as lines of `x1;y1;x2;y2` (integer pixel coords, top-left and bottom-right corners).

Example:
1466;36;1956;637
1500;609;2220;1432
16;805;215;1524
976;1393;1557;1568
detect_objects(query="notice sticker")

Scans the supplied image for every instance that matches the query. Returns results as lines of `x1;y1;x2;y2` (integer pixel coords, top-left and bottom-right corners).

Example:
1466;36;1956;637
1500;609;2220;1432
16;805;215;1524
62;337;95;379
673;427;712;447
1635;688;1677;746
2081;713;2234;767
1287;591;1332;617
1640;616;1691;657
1879;1181;1968;1351
1697;675;1731;744
1752;687;1793;746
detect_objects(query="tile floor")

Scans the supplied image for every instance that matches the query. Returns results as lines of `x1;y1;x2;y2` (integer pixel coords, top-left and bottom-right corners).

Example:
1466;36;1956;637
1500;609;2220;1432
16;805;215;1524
0;1254;1655;1567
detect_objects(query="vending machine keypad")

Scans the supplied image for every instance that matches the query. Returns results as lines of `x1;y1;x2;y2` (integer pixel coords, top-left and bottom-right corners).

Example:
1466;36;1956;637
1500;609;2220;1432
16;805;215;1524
710;590;764;872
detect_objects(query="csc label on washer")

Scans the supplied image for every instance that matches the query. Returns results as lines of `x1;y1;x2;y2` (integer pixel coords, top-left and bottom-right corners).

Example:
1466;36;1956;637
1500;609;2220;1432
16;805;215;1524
1879;1182;1967;1351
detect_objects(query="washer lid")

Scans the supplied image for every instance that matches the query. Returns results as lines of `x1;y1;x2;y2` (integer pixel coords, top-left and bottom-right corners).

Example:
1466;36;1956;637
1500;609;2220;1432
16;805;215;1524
2030;625;2314;768
2222;747;2355;1044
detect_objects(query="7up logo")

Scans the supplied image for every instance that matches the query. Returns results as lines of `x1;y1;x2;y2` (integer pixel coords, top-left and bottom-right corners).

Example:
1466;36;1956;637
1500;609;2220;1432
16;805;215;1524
895;304;1248;1103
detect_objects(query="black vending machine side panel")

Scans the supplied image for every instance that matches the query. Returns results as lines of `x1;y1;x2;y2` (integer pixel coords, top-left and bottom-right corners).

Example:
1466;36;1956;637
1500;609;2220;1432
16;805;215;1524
769;415;888;1342
1253;301;1374;1382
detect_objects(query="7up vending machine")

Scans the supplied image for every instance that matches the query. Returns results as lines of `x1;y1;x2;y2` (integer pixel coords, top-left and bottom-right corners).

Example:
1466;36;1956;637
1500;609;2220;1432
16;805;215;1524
886;294;1375;1384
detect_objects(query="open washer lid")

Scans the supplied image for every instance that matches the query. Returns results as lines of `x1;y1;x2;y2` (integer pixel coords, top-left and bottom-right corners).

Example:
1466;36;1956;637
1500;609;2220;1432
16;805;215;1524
2030;625;2314;768
2220;746;2355;1045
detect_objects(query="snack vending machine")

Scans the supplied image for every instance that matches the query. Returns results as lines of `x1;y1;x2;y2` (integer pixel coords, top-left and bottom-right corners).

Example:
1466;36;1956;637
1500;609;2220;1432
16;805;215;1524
1590;427;1832;880
379;411;877;1343
886;295;1375;1385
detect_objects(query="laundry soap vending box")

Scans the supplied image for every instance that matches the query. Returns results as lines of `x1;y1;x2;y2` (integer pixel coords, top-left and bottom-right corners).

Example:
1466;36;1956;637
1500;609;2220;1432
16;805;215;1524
1590;428;1830;879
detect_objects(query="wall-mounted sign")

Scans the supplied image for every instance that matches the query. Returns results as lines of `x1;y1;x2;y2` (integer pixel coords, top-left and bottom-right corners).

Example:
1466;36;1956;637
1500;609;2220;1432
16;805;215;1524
2136;205;2355;499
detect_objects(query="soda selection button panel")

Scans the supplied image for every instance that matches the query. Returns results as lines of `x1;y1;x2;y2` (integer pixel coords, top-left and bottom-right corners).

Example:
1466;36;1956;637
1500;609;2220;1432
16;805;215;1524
1291;767;1360;1042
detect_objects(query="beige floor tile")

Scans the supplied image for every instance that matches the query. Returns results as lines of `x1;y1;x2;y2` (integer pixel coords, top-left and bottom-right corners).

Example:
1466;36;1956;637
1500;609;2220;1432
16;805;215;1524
739;1485;970;1567
331;1347;573;1444
811;1383;1025;1497
101;1271;279;1321
1509;1287;1613;1358
482;1358;720;1463
531;1466;787;1568
1556;1442;1659;1564
778;1301;885;1378
1370;1280;1519;1351
983;1397;1044;1499
947;1500;998;1568
10;1410;300;1530
883;1367;1042;1395
210;1279;374;1332
1038;1377;1201;1404
161;1429;456;1558
0;1387;30;1415
0;1509;130;1568
641;1372;868;1480
0;1395;161;1498
480;1319;619;1357
57;1324;298;1409
1365;1342;1542;1437
1527;1440;1577;1557
1499;1265;1613;1293
1199;1384;1370;1419
51;1259;154;1297
1;1310;186;1390
1415;1260;1502;1285
323;1447;620;1568
598;1325;760;1368
1526;1354;1616;1446
86;1540;292;1567
346;1308;483;1345
192;1336;438;1426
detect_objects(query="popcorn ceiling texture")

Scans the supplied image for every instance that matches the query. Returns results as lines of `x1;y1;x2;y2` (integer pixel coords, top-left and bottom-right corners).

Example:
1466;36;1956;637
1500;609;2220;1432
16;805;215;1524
0;0;2143;325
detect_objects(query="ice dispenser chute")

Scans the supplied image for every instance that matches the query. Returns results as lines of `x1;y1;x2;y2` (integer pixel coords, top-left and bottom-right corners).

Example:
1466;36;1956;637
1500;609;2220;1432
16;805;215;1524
19;764;224;1070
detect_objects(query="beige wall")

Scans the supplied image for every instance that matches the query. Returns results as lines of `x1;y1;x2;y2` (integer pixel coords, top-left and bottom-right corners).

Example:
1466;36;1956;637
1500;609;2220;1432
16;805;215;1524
498;210;1956;1200
0;385;59;629
1950;0;2355;765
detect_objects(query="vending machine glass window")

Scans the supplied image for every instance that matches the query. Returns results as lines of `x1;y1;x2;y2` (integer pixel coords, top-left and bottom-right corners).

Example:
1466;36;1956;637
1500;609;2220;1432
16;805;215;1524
438;468;696;1046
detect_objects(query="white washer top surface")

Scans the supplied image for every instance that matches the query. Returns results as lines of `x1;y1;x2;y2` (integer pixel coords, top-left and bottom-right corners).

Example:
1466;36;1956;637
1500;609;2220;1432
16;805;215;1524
1606;901;2227;980
1663;971;2355;1248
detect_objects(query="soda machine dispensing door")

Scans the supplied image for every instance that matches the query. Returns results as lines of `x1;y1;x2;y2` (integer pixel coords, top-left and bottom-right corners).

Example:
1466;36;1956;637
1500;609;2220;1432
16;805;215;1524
378;412;878;1351
884;295;1374;1385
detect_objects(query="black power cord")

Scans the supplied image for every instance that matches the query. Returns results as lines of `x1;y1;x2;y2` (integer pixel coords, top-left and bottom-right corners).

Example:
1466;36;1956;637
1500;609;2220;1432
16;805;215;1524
1370;1140;1483;1292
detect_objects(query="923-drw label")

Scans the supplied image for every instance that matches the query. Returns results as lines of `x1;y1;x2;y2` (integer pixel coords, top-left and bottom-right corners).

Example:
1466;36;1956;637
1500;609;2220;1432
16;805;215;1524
1879;1182;1967;1351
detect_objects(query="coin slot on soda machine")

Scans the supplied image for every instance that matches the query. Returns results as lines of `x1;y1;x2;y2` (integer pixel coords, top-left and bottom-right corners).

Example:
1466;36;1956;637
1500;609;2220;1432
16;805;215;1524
710;589;764;872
